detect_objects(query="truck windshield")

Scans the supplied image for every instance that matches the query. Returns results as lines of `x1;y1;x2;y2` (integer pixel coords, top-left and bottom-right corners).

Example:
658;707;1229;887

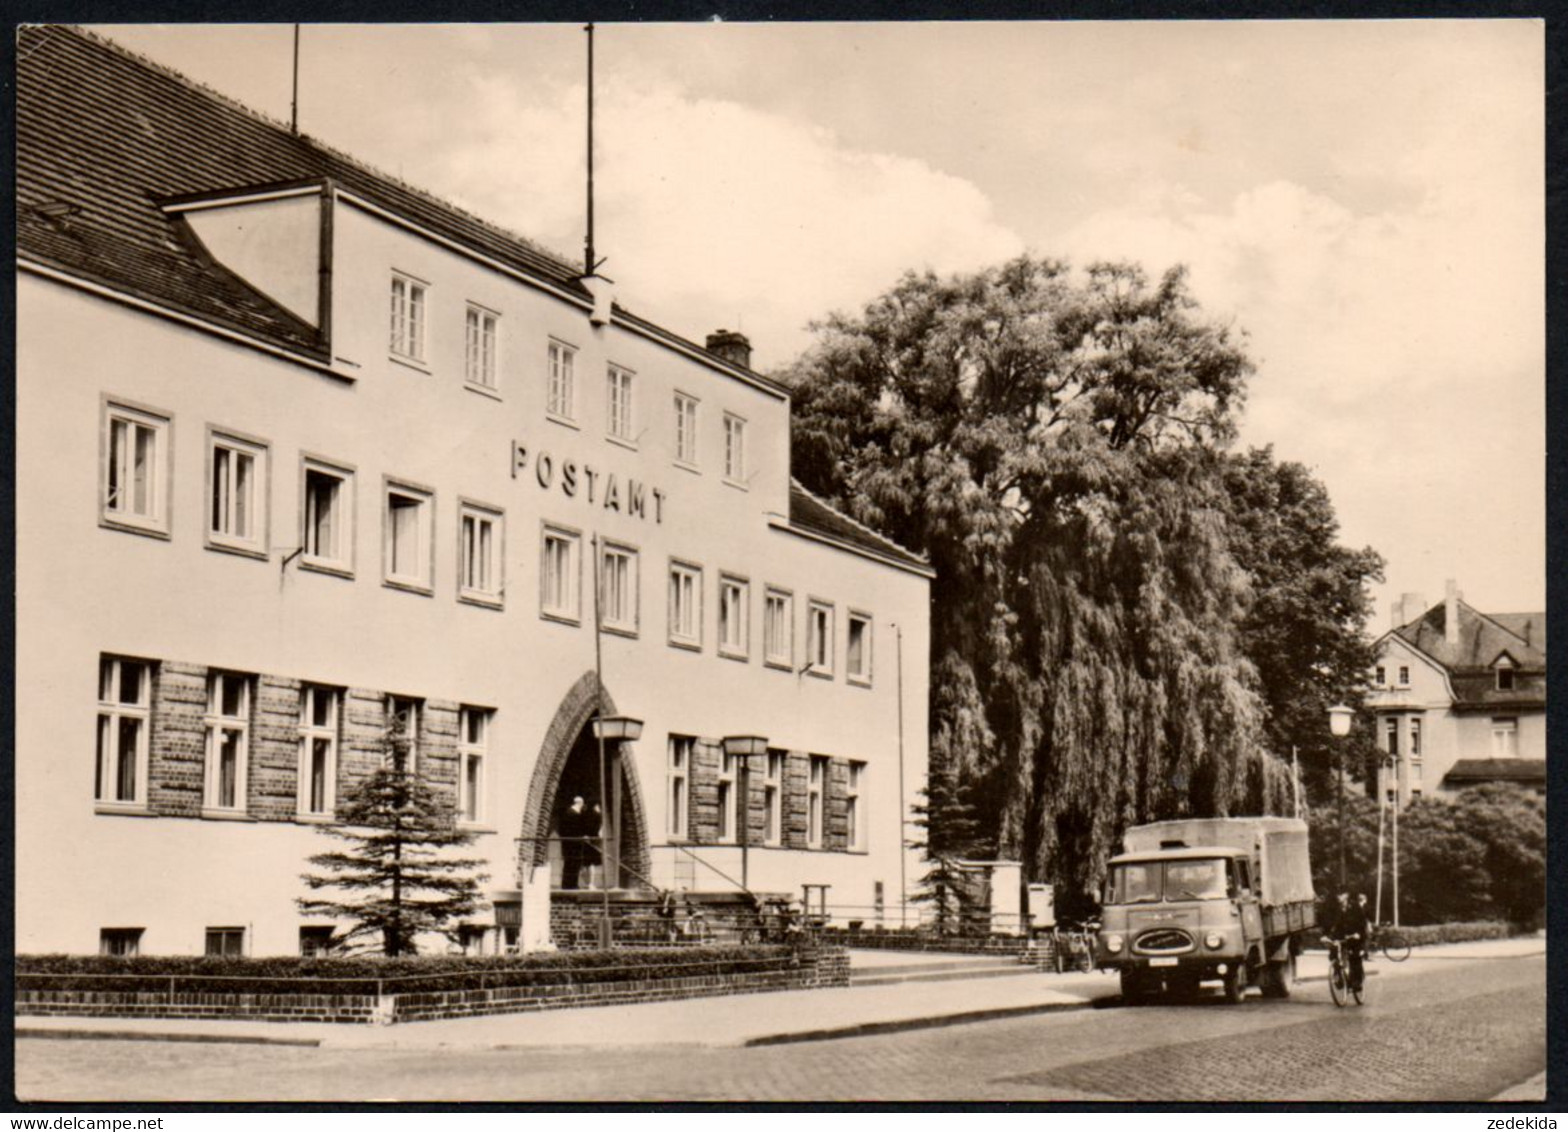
1110;859;1229;903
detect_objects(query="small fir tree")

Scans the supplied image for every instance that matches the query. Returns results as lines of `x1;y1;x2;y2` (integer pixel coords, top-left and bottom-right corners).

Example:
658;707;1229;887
299;717;488;956
910;767;986;934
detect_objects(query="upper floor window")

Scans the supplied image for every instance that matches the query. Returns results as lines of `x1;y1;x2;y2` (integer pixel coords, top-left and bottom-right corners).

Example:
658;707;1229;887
548;341;577;422
763;750;785;846
384;480;434;594
600;542;639;635
1491;717;1518;758
1496;658;1517;691
674;392;699;466
203;671;251;813
102;401;170;537
807;600;835;677
465;305;499;390
386;696;421;773
847;612;872;685
668;735;693;839
1374;665;1386;687
607;365;635;443
96;656;152;807
719;574;749;660
459;707;491;825
301;458;354;575
764;587;794;669
1396;665;1410;687
298;685;339;818
1409;716;1423;759
208;430;268;556
669;560;702;649
459;502;503;608
723;413;747;483
389;273;428;363
541;525;581;623
1384;717;1399;756
847;761;866;850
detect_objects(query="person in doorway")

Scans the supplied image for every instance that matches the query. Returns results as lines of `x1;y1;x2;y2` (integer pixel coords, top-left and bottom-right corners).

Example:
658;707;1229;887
559;795;591;890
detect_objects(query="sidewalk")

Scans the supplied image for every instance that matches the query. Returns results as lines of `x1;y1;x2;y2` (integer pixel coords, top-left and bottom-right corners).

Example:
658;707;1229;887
16;934;1542;1052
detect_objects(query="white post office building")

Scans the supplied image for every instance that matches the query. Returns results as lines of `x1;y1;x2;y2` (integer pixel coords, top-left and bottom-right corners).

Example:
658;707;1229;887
16;25;932;957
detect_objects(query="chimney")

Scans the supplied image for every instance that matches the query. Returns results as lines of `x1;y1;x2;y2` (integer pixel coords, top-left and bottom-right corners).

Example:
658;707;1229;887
583;274;614;327
1393;592;1427;629
706;329;752;370
1444;579;1460;646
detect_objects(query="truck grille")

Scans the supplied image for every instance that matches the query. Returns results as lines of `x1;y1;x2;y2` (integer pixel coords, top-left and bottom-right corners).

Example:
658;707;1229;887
1133;928;1194;955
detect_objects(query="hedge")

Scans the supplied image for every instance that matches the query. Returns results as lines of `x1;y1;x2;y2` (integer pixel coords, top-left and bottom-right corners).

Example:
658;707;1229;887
1306;919;1522;949
16;944;800;996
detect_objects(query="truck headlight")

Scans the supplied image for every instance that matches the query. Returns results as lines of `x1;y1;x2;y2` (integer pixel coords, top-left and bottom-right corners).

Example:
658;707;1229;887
1104;934;1123;954
1205;933;1225;950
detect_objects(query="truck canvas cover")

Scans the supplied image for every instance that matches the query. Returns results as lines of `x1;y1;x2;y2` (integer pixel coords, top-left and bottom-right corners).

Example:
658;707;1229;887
1121;817;1315;908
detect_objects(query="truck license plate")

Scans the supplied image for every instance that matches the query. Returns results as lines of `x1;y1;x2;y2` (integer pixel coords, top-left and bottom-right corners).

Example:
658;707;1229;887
1149;957;1178;967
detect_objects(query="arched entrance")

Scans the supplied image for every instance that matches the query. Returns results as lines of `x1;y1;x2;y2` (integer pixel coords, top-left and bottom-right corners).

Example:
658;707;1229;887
518;671;652;890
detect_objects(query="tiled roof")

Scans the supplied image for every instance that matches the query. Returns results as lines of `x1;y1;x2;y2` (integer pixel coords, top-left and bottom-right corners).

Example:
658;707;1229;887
1388;598;1545;709
787;480;930;573
1441;759;1547;785
16;25;782;389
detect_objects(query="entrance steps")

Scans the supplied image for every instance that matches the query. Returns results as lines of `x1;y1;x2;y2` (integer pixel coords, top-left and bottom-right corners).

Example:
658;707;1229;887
848;952;1037;987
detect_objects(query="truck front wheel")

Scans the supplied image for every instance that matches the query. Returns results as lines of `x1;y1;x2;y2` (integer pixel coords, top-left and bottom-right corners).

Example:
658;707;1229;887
1221;965;1246;1004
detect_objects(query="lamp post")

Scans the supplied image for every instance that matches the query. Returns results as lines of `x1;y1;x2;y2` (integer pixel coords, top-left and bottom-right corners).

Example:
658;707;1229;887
721;735;769;891
1327;704;1354;890
590;713;643;944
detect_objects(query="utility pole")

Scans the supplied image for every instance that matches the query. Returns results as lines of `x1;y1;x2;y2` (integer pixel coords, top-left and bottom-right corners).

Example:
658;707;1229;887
290;25;300;135
583;22;597;277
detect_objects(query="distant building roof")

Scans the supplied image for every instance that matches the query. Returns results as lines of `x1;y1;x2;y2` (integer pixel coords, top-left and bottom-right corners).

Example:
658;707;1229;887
787;480;931;574
16;25;781;390
1386;598;1545;710
1441;759;1547;786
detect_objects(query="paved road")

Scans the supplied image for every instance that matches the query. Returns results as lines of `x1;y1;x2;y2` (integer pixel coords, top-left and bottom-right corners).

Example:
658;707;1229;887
15;953;1545;1103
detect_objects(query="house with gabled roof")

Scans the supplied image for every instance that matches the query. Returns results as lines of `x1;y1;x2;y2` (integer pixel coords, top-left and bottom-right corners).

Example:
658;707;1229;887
1366;581;1545;806
16;24;932;956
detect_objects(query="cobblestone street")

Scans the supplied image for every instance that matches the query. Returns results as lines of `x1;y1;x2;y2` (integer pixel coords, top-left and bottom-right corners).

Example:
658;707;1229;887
15;951;1544;1103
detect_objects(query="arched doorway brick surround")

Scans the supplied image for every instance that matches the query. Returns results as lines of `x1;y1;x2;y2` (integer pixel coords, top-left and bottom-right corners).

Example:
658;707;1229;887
518;670;652;887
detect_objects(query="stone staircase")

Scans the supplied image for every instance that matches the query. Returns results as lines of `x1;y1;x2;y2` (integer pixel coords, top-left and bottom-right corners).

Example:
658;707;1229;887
848;952;1039;987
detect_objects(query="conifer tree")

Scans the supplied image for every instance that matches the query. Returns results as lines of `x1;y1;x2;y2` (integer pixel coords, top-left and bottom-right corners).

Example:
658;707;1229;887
299;715;488;957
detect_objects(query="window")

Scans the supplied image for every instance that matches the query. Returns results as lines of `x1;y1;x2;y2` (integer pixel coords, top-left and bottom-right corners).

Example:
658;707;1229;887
669;561;702;648
386;696;421;772
102;401;170;535
1397;665;1410;687
389;273;427;362
764;750;784;846
764;588;794;669
719;575;748;659
547;340;576;421
600;543;639;634
207;431;267;555
607;364;635;442
674;391;699;465
668;735;693;839
847;612;872;684
301;459;353;573
1384;717;1399;757
808;756;827;848
541;525;581;622
203;672;250;813
100;928;143;957
384;480;434;592
465;305;498;390
1411;760;1423;785
847;761;866;850
459;707;490;825
1497;659;1517;691
1409;716;1423;758
458;502;503;606
96;656;152;807
205;927;246;958
807;601;835;676
717;752;737;843
457;924;489;956
298;685;339;818
1374;665;1386;686
1492;717;1518;758
299;926;337;957
723;412;747;483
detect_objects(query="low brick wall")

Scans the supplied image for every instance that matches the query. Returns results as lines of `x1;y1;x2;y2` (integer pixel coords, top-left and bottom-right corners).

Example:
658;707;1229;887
16;945;849;1025
823;930;1029;958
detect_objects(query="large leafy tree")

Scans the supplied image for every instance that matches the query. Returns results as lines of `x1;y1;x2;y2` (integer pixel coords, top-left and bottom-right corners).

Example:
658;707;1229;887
299;720;488;957
786;256;1308;910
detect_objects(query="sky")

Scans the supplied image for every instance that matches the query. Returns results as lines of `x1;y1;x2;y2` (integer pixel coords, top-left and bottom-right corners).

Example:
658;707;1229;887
94;21;1547;624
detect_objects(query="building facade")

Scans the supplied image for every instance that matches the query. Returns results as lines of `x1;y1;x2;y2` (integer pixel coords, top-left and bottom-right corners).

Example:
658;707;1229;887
1366;582;1545;806
16;25;932;957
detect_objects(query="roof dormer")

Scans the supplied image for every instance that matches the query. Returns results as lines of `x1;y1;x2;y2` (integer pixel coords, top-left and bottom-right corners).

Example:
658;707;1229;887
1493;652;1518;691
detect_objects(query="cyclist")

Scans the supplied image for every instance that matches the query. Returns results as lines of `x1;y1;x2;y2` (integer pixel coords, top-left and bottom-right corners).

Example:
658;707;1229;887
1324;890;1368;993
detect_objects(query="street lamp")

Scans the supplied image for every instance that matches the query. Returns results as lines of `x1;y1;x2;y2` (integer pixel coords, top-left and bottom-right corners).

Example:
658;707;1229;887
589;713;643;943
721;735;769;891
1327;704;1353;890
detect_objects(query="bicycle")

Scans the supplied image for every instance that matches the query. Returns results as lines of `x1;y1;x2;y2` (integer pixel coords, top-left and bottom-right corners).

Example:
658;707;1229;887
1326;937;1364;1007
1052;921;1097;974
1370;924;1410;963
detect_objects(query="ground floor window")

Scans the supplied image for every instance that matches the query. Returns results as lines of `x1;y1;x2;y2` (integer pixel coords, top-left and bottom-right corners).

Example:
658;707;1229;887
99;927;143;956
205;926;245;957
299;925;337;957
